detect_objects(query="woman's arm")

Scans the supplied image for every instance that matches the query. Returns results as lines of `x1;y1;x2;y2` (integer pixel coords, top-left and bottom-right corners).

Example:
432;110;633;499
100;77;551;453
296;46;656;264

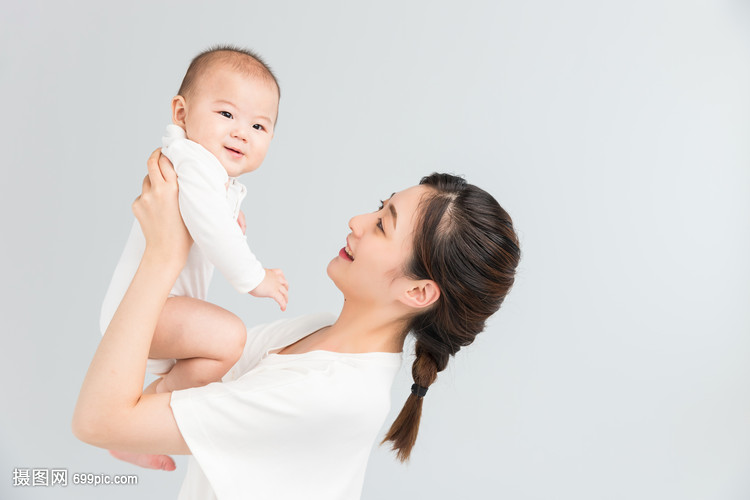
72;150;192;454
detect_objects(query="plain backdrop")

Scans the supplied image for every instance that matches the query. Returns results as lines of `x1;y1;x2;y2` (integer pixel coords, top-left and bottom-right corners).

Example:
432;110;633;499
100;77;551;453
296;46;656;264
1;1;749;499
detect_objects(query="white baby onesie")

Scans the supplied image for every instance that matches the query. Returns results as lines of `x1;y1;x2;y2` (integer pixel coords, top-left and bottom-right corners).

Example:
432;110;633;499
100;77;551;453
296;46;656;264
99;124;266;374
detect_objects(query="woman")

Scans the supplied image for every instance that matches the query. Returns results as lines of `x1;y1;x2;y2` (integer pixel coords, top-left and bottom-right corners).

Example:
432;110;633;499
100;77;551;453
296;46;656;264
73;150;521;499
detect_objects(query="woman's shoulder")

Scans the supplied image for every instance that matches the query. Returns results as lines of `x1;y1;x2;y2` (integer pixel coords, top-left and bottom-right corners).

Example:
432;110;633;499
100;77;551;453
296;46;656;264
255;349;402;422
250;312;337;337
248;312;337;353
224;312;337;381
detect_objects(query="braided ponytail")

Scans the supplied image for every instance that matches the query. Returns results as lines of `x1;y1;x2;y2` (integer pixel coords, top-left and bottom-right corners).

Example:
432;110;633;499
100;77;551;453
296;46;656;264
381;173;520;462
381;341;446;461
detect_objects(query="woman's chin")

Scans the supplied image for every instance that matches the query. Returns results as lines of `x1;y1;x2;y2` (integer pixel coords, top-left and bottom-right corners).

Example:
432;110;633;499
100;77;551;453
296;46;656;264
326;260;341;285
327;261;352;297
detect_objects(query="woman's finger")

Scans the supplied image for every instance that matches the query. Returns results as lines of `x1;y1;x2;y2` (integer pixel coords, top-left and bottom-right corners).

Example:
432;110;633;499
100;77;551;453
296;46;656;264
141;174;151;194
157;153;177;183
147;148;166;186
146;148;161;175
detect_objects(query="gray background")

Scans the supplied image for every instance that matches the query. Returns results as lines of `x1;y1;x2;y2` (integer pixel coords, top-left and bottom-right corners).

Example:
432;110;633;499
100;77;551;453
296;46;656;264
2;1;749;499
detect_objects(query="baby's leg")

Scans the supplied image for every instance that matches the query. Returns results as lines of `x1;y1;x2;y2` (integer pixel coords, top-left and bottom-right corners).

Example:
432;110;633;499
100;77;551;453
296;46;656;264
149;296;247;393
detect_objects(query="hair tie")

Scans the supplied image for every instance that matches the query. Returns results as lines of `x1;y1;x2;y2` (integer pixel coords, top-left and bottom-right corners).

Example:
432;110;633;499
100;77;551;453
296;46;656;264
411;384;428;398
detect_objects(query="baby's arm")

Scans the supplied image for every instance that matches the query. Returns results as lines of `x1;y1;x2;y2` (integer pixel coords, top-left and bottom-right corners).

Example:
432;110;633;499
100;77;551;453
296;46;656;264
161;129;287;308
234;210;288;310
162;133;264;291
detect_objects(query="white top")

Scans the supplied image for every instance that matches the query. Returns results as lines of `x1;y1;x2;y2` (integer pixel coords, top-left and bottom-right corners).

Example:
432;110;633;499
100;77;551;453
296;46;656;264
170;313;403;500
163;124;265;294
99;124;266;332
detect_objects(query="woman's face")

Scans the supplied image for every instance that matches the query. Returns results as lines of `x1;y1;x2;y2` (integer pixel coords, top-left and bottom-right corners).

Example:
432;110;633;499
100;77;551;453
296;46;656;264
327;185;431;305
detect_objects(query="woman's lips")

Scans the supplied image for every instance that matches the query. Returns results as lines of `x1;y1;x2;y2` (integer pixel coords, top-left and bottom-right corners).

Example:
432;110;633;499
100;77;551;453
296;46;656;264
339;247;354;261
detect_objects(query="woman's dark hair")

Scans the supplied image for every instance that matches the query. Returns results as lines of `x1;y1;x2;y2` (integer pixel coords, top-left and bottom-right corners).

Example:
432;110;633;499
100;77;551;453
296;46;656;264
381;173;521;462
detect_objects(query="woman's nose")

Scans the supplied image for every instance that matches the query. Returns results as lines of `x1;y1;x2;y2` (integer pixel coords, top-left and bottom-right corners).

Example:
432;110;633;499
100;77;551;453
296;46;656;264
348;214;365;237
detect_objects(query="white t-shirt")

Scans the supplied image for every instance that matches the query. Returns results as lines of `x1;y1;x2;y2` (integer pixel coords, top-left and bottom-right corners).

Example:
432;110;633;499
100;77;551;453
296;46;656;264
170;313;403;500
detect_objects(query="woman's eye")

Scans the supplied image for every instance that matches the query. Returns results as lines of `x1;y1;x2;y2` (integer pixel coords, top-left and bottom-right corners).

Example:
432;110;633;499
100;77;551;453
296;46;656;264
219;111;233;119
377;218;384;232
252;124;265;131
377;200;385;211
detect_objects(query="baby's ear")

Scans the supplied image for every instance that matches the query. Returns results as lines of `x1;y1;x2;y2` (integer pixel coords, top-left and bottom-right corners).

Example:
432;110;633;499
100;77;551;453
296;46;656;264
171;96;187;127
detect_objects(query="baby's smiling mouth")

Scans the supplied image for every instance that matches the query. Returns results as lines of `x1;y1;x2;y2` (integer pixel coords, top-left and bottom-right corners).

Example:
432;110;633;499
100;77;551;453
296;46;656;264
224;146;244;157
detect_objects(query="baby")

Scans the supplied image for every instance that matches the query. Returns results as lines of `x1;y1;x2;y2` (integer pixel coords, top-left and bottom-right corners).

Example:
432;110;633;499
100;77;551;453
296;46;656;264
100;46;288;398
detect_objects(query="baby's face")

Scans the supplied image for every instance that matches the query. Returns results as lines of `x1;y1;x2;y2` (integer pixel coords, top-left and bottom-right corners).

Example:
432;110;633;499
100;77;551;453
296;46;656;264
180;65;278;177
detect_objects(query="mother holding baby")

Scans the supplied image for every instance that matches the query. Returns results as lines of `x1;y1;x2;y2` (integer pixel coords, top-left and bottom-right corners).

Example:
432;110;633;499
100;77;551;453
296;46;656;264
72;149;520;498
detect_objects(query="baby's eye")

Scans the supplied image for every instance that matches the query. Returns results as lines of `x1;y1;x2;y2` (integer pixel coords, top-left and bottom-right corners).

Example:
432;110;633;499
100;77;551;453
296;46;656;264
219;111;233;119
377;218;384;232
252;124;265;131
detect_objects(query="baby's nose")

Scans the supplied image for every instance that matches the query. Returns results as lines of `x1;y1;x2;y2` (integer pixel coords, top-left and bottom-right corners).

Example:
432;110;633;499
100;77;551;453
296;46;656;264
231;126;249;141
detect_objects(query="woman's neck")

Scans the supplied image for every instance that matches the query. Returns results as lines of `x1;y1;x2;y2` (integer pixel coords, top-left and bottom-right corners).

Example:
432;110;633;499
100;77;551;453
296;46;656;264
285;300;408;355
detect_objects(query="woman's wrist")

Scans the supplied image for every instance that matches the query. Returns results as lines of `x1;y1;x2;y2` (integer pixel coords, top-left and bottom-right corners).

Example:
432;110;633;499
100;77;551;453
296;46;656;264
140;247;186;279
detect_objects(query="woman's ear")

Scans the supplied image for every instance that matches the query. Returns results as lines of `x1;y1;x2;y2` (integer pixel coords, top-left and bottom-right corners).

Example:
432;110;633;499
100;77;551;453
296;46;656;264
171;96;187;128
399;280;440;310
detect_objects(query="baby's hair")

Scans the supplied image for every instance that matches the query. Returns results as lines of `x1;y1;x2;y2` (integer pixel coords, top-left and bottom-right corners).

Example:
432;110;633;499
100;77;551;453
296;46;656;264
177;44;280;101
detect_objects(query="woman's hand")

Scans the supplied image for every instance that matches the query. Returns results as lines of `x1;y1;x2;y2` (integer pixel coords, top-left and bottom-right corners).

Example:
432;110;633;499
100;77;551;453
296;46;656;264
132;149;192;264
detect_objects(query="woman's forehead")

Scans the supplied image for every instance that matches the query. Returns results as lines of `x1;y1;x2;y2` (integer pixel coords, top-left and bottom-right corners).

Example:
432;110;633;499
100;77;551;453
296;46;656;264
391;184;429;204
389;185;431;228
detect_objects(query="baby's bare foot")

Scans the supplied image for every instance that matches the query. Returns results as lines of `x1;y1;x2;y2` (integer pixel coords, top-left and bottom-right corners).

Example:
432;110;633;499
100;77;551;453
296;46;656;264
108;450;176;471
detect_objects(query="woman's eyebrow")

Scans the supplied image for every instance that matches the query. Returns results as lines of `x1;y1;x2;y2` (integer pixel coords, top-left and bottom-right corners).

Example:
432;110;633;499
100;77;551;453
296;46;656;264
386;193;397;230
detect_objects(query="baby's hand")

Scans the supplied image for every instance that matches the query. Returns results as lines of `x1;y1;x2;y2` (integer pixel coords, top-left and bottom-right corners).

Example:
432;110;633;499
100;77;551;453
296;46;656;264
250;269;289;311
